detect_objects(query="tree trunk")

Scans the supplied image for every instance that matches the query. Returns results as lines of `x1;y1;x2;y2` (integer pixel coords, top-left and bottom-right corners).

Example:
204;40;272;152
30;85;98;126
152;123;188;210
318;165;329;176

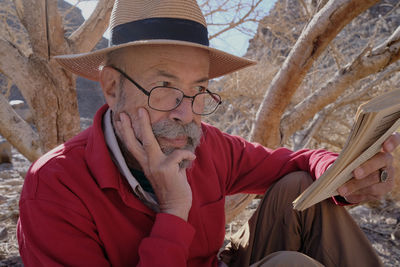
0;0;114;160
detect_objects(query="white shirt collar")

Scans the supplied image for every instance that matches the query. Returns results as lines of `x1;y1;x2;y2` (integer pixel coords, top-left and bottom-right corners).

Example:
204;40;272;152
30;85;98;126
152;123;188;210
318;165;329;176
103;108;158;205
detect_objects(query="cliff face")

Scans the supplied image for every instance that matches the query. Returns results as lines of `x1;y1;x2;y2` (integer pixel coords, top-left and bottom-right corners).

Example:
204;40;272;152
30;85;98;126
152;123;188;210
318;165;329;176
247;0;400;64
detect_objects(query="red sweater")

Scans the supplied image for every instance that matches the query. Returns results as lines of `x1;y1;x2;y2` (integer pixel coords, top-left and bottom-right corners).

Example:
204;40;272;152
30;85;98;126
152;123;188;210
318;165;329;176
18;105;336;266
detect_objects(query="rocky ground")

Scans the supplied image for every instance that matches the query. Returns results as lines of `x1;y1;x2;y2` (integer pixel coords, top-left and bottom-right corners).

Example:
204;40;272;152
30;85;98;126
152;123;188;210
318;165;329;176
0;148;399;266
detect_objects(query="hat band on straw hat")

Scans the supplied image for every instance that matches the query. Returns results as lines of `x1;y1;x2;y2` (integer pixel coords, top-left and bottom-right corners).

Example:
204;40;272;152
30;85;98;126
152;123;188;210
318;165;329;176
110;18;209;46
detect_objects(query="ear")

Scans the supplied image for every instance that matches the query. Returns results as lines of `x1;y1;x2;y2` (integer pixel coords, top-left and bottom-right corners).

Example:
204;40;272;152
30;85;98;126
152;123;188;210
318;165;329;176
99;66;121;109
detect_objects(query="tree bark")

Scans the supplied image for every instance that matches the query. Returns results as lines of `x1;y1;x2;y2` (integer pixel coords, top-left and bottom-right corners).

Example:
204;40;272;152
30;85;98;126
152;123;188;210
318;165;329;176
0;93;42;162
2;0;114;156
69;0;115;53
14;0;48;59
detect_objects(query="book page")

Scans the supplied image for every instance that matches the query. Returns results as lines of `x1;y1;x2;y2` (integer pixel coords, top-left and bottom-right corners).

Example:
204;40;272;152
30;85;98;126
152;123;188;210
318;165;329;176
292;89;400;211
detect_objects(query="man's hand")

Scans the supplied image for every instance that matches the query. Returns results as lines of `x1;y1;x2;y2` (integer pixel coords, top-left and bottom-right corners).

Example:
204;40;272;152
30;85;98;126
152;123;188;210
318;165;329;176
115;108;195;221
338;132;400;204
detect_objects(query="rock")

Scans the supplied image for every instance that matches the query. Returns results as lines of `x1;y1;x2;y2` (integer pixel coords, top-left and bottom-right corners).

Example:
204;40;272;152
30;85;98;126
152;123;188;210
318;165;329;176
385;217;397;225
348;205;371;221
0;141;11;164
392;230;400;241
0;227;7;241
0;256;23;267
8;100;24;109
9;100;33;124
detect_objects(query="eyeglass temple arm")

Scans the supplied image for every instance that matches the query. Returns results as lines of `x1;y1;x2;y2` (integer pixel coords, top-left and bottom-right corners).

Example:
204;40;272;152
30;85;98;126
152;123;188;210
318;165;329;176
206;89;222;104
112;67;150;96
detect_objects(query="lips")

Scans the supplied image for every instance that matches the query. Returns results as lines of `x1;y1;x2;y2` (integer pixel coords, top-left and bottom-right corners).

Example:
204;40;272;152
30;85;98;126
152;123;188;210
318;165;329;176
157;136;188;149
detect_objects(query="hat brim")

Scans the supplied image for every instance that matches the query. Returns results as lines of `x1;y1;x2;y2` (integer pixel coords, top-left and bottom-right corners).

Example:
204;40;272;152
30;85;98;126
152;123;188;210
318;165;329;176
54;40;256;81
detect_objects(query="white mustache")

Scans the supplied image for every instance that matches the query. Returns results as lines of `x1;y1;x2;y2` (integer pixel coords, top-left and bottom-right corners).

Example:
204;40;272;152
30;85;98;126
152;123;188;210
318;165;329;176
151;120;202;150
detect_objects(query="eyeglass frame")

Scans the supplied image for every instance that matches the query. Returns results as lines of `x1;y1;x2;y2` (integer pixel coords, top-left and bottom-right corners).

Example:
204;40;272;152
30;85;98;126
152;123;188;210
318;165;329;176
111;67;222;115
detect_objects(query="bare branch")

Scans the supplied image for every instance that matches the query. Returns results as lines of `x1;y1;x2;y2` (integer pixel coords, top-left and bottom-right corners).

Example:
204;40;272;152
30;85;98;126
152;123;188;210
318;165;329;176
329;44;344;70
202;0;230;17
281;28;400;144
47;0;69;56
249;0;380;148
0;93;42;162
292;111;327;150
63;0;87;18
0;39;30;91
209;0;263;40
69;0;115;53
0;39;58;138
299;0;311;18
13;0;49;59
294;62;400;151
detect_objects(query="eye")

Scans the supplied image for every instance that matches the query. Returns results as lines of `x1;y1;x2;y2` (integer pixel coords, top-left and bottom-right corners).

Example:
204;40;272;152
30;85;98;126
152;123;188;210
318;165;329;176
196;86;207;93
160;81;171;87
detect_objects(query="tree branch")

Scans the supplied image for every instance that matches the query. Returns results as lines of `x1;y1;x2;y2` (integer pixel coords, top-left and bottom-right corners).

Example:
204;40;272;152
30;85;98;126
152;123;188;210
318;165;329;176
294;63;400;151
280;26;400;143
209;0;263;40
47;0;70;56
0;39;30;93
0;93;42;162
13;0;49;59
69;0;115;53
249;0;380;148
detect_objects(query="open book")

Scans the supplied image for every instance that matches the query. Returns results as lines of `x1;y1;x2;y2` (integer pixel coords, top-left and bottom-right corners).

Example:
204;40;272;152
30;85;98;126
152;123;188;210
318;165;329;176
293;89;400;211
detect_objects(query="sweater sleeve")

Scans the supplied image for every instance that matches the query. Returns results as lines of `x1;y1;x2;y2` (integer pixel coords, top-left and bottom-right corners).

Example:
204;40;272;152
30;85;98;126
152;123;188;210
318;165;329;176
18;167;195;267
204;127;338;195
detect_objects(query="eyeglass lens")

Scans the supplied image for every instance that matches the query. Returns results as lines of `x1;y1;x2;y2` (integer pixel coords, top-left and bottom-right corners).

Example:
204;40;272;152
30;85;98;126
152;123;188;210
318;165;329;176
148;87;220;115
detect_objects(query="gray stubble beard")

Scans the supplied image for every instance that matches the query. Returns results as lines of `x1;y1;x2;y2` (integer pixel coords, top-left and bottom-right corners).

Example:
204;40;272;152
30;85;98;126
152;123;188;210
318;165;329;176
152;119;202;169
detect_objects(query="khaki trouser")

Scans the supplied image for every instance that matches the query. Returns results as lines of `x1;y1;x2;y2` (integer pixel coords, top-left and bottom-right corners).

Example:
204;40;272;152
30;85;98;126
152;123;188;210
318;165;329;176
219;172;382;267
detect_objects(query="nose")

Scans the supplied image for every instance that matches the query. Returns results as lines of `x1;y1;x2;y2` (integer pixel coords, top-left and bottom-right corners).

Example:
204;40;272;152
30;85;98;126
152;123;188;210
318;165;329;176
168;97;194;124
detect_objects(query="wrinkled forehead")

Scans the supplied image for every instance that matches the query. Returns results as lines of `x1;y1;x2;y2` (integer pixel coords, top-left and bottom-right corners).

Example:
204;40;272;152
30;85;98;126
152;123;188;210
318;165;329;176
108;45;210;74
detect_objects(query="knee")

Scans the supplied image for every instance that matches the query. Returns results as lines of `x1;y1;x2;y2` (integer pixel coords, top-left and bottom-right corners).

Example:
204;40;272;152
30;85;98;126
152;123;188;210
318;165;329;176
270;171;313;200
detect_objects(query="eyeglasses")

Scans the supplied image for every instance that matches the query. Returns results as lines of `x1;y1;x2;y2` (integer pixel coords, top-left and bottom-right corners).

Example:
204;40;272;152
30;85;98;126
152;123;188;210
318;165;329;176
112;67;222;115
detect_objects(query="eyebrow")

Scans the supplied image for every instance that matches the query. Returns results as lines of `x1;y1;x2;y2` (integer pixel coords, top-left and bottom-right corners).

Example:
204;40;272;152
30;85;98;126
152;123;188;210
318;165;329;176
156;70;209;84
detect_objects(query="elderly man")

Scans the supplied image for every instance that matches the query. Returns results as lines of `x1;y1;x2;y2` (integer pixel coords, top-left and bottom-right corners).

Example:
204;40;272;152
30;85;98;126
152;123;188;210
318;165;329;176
17;0;399;266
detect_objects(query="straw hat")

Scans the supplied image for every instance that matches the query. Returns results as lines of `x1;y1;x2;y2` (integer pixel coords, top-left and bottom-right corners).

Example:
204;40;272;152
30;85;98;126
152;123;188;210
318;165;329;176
54;0;256;81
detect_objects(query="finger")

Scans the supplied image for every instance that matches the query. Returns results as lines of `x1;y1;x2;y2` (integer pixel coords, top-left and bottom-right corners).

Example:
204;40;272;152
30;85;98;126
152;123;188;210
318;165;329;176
134;108;163;159
382;132;400;153
353;151;393;179
339;166;395;198
338;171;379;196
345;176;394;203
166;149;196;167
117;113;147;165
